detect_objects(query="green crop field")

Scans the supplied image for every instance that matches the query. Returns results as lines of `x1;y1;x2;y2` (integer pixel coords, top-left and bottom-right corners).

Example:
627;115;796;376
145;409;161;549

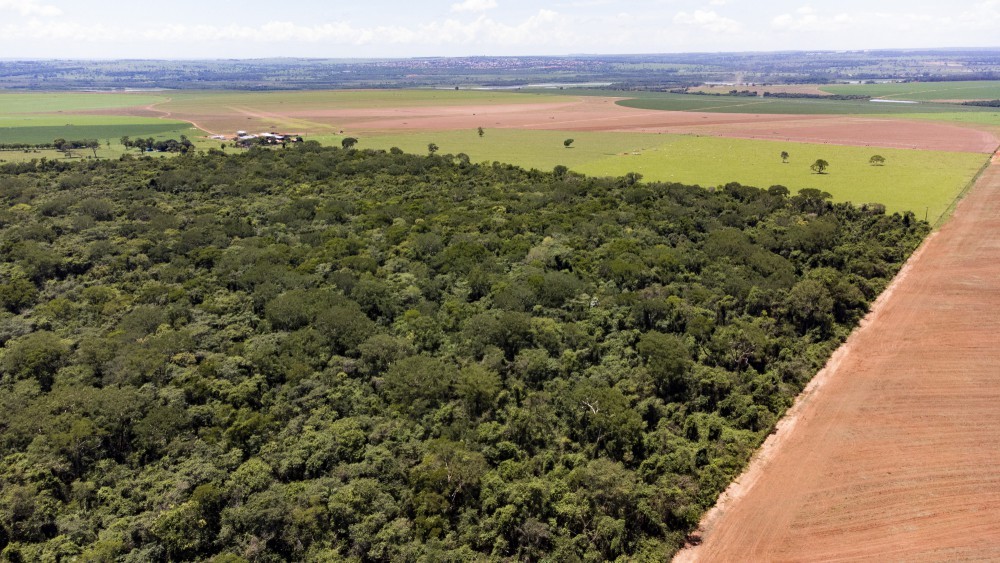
159;89;574;113
0;122;193;145
355;129;667;171
821;81;1000;101
575;136;986;223
0;92;169;114
612;93;995;115
901;111;1000;127
360;129;986;223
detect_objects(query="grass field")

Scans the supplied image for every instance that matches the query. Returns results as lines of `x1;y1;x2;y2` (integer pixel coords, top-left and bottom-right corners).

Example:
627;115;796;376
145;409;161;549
361;129;986;222
0;92;169;113
160;89;575;111
353;129;666;170
901;112;1000;127
1;122;193;145
0;89;989;223
820;81;1000;101
612;92;997;115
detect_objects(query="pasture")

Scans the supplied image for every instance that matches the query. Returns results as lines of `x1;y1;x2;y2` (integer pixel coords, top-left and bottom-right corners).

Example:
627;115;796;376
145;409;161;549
820;80;1000;101
0;92;168;114
0;88;992;222
360;129;987;223
0;116;193;145
613;92;998;115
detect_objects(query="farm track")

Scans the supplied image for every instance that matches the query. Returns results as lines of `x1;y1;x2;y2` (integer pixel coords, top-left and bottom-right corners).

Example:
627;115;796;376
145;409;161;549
674;155;1000;562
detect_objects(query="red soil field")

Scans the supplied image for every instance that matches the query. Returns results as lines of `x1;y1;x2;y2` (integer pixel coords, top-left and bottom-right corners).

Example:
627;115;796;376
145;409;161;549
303;97;999;153
674;157;1000;562
92;95;999;153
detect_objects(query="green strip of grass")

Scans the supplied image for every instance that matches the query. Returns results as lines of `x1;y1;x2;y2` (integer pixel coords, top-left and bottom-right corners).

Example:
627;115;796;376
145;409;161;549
576;135;986;223
0;123;194;145
0;92;170;113
820;81;1000;101
359;129;986;223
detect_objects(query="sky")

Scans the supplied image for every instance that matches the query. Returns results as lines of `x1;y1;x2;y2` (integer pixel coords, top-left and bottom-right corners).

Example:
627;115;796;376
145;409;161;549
0;0;998;59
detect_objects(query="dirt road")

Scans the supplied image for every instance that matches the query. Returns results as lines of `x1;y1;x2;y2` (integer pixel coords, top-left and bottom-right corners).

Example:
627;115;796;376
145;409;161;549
674;156;1000;562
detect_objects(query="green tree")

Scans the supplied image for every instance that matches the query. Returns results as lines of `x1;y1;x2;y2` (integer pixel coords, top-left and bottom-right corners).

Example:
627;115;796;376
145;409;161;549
1;331;68;391
563;138;574;148
869;154;886;166
477;127;485;138
810;159;830;174
427;142;439;155
341;137;358;149
382;355;458;416
780;150;789;163
638;331;693;399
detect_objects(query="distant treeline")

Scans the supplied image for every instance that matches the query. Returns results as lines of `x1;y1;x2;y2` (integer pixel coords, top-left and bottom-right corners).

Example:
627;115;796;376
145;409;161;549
668;88;870;101
961;99;1000;107
0;139;101;152
762;92;870;100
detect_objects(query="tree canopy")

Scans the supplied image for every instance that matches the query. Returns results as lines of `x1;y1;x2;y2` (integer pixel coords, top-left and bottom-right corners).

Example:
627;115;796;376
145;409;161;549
0;143;926;561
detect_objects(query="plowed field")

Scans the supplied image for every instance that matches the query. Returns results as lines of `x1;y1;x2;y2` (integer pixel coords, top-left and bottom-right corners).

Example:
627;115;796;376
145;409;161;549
674;157;1000;562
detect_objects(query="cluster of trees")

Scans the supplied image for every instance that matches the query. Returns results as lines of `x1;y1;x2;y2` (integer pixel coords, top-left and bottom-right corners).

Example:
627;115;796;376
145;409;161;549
120;135;194;154
0;139;103;157
0;144;927;561
761;92;869;100
961;99;1000;107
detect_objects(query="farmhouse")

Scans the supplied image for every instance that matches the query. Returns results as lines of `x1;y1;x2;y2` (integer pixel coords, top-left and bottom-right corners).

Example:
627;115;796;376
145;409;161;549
233;131;304;148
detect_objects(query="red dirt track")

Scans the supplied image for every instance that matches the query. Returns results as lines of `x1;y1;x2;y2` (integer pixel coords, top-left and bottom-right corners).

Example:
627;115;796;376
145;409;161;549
674;157;1000;562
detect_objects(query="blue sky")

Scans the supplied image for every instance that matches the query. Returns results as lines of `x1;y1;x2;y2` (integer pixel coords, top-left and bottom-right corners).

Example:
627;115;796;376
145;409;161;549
0;0;998;58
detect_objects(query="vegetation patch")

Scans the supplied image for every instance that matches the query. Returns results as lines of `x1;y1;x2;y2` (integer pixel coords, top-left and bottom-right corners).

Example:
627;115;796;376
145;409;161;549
0;123;193;145
0;144;927;561
360;130;986;222
820;81;1000;101
576;136;987;223
613;92;996;115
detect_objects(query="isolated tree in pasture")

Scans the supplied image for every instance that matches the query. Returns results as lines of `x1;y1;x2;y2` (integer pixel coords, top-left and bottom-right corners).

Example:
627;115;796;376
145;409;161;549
477;127;485;138
869;154;886;166
428;143;439;155
781;151;789;163
341;137;358;149
564;138;574;148
810;159;829;174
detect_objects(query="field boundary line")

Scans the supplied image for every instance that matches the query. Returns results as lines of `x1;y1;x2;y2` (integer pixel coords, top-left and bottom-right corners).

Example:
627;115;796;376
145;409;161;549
933;146;998;229
673;211;943;562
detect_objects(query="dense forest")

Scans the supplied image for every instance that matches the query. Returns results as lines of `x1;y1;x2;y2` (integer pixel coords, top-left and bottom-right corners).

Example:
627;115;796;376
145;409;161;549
0;145;927;561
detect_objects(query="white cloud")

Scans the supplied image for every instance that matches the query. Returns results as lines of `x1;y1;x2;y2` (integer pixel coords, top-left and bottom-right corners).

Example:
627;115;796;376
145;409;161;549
0;9;569;49
709;0;727;5
451;0;497;13
0;0;61;17
771;6;856;32
673;10;742;34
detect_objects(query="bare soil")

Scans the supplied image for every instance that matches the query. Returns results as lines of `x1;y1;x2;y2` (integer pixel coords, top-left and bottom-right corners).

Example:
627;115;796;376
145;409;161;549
80;95;999;153
674;157;1000;562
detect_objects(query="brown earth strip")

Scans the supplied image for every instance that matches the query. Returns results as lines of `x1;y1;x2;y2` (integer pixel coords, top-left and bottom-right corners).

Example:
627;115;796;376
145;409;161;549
68;95;1000;152
674;155;1000;562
